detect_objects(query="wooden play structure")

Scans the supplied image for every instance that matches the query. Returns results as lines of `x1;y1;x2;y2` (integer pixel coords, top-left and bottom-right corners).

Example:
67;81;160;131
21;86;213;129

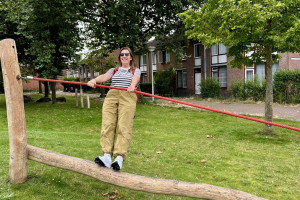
0;39;267;200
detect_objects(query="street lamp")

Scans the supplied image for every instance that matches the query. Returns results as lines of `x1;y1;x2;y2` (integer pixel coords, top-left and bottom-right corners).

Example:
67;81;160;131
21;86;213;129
148;46;155;102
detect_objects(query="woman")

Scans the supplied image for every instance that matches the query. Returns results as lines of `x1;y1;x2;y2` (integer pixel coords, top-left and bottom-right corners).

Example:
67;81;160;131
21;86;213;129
87;47;141;171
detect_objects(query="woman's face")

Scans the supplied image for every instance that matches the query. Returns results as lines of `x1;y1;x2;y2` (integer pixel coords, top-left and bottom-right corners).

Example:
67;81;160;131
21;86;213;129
120;49;132;66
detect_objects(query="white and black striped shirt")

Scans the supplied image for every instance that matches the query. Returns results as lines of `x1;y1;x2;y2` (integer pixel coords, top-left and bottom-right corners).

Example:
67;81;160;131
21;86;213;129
107;67;141;89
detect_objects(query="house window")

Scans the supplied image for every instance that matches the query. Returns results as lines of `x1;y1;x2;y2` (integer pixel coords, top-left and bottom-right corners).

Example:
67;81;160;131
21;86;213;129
212;45;218;56
158;50;170;63
177;69;187;88
140;55;146;66
194;44;201;58
255;63;279;84
141;73;147;83
211;66;227;87
245;66;254;81
212;67;218;80
194;43;201;66
140;54;147;72
219;67;227;87
272;63;279;76
151;52;156;64
212;43;227;64
255;63;265;83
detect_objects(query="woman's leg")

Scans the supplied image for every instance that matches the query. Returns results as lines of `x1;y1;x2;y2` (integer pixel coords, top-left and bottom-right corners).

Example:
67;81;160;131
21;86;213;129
113;91;137;160
100;90;119;155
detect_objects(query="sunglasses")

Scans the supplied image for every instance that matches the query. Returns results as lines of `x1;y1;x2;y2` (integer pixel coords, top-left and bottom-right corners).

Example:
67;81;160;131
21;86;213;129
120;53;130;57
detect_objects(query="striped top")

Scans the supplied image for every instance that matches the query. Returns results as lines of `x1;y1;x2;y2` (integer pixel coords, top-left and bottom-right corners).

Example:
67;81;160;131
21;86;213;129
107;67;141;89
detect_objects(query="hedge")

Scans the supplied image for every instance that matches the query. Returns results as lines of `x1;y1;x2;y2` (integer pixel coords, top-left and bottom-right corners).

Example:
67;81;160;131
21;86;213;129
274;69;300;104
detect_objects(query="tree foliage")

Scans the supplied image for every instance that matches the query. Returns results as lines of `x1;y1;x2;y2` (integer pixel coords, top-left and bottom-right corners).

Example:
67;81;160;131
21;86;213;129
1;0;97;102
180;0;300;68
87;0;200;54
180;0;300;131
1;0;97;78
81;48;116;74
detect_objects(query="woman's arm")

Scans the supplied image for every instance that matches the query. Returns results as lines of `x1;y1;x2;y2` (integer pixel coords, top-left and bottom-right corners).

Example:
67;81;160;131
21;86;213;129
87;73;111;88
127;75;140;92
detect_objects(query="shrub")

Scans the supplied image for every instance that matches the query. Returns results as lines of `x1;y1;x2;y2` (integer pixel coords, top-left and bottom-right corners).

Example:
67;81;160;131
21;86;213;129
230;76;265;101
245;77;265;101
274;69;300;104
61;77;80;92
200;78;220;98
154;68;176;96
230;80;246;100
139;82;152;94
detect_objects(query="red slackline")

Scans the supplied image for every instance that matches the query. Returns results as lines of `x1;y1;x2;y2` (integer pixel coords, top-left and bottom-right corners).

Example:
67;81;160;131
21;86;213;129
26;76;300;132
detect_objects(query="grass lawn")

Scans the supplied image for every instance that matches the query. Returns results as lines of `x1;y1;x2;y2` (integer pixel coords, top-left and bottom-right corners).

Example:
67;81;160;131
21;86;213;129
0;93;299;200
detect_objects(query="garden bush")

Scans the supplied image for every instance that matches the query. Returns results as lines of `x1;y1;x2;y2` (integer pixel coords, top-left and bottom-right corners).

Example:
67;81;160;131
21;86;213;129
274;69;300;104
200;77;220;98
230;76;265;101
139;82;152;94
154;68;176;96
61;77;80;92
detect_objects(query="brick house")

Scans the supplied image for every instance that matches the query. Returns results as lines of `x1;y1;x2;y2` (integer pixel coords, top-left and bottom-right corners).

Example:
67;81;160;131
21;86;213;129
138;41;300;97
24;42;299;95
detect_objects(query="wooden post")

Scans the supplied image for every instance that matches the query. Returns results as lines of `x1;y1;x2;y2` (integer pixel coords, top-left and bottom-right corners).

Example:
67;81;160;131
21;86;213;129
80;88;84;108
75;88;78;107
0;39;27;184
87;96;90;109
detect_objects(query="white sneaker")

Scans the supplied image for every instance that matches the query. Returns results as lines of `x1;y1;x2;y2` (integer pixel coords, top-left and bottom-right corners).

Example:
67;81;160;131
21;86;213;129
111;156;123;171
94;153;112;168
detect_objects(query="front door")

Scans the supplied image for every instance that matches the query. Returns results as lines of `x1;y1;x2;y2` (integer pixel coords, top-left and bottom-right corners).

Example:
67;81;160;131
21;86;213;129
195;72;201;94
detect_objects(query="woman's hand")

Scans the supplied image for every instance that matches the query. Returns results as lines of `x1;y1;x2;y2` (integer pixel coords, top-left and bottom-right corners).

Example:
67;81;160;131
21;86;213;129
87;79;97;88
127;85;135;92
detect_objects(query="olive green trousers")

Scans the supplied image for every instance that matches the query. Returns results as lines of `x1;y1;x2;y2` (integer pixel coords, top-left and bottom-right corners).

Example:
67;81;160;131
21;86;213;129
100;89;137;160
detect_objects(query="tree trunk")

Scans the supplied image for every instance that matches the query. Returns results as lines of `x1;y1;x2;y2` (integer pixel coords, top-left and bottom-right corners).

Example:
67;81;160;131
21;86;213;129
43;81;49;97
39;81;43;93
27;145;267;200
90;69;94;79
50;82;57;104
264;46;273;132
85;66;89;81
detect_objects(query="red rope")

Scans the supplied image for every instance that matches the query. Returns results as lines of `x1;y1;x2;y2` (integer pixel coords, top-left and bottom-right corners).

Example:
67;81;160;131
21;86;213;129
31;77;300;132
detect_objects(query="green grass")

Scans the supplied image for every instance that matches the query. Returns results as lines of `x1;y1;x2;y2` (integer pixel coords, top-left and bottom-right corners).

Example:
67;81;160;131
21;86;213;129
0;93;300;200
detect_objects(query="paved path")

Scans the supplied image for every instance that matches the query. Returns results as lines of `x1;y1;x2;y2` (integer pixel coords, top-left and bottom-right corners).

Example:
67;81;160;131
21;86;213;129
155;97;300;122
55;91;300;122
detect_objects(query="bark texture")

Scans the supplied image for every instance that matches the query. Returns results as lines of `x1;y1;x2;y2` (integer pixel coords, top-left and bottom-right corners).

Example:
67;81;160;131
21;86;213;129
0;39;28;183
28;145;267;200
265;46;273;132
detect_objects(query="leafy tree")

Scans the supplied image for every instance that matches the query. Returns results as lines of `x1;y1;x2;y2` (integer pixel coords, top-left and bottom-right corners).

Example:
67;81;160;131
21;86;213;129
2;0;96;103
87;0;200;55
81;48;116;96
0;1;35;70
180;0;300;132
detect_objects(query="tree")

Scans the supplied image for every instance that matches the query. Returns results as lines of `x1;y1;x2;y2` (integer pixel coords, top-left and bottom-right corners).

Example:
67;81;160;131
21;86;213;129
180;0;300;132
81;48;116;96
2;0;96;103
87;0;200;55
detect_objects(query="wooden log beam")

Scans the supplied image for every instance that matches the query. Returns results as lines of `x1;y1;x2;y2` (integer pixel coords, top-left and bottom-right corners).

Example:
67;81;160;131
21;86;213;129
27;145;267;200
0;39;27;184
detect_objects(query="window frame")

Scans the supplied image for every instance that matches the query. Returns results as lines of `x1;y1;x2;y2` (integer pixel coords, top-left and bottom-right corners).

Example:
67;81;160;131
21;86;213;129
211;66;227;88
211;43;227;65
194;43;201;58
158;50;170;64
177;69;187;89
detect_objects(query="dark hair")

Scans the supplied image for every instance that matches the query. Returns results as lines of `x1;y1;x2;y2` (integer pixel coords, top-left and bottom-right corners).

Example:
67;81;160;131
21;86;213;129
118;47;135;71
